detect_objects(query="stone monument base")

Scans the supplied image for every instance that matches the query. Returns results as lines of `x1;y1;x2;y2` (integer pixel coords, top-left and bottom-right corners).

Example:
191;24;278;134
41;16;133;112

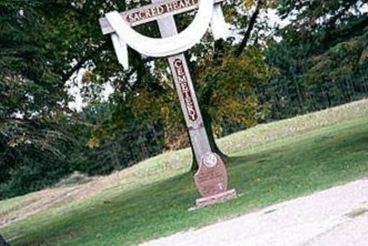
196;189;237;208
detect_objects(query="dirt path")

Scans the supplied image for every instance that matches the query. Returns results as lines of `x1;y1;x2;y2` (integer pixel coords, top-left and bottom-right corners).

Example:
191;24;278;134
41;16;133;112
142;179;368;246
0;170;130;227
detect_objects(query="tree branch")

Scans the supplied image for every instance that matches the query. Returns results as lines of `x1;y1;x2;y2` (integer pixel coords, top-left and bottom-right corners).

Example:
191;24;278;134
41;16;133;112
234;0;265;57
62;57;89;82
62;43;111;82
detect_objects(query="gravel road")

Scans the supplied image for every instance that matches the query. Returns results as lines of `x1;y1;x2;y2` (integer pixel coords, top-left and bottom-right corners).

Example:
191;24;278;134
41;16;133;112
142;179;368;246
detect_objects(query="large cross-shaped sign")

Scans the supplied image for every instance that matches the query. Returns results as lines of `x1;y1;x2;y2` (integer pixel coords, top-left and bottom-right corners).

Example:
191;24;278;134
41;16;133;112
99;0;236;207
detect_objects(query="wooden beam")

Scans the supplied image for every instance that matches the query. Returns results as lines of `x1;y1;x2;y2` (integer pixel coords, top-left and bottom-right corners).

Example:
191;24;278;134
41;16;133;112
99;0;224;35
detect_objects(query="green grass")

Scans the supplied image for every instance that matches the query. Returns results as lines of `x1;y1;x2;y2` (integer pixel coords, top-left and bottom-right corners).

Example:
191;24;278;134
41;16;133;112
1;101;368;245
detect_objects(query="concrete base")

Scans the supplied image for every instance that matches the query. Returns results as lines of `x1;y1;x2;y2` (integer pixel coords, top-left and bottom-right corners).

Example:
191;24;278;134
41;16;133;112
196;189;237;208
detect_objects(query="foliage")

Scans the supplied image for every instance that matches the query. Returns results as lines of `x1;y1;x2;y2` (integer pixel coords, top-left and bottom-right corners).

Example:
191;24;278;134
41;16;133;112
259;0;368;119
0;1;76;198
0;1;67;118
196;46;272;136
79;102;165;175
0;118;77;199
0;0;167;198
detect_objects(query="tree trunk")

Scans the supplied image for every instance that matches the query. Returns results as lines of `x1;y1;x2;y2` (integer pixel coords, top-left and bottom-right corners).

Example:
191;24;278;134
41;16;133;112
184;53;228;172
189;108;228;172
202;108;228;161
234;0;264;57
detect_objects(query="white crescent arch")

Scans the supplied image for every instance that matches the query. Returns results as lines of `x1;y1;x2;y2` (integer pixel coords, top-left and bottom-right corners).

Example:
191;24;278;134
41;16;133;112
106;0;214;58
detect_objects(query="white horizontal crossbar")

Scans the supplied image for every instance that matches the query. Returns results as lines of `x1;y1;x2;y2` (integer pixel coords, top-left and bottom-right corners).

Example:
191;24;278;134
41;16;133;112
99;0;224;35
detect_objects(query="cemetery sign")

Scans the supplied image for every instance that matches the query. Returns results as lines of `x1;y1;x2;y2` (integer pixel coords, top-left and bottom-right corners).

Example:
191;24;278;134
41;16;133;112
99;0;236;207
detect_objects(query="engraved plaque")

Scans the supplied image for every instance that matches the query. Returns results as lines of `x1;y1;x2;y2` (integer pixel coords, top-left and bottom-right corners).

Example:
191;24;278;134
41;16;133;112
194;152;228;197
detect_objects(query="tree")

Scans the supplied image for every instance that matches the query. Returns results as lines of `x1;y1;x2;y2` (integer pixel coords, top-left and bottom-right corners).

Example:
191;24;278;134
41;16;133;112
0;1;68;117
0;1;73;197
224;0;277;57
260;0;368;119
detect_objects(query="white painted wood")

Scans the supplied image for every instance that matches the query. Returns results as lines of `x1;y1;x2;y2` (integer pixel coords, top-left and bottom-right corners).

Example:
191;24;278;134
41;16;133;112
110;34;129;69
104;0;214;58
151;0;211;163
99;0;224;35
103;0;229;69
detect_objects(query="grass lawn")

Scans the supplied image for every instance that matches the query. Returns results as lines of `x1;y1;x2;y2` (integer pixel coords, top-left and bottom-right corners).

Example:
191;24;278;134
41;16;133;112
1;101;368;245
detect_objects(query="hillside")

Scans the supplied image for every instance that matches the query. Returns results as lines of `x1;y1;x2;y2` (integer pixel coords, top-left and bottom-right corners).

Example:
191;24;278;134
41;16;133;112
1;99;368;245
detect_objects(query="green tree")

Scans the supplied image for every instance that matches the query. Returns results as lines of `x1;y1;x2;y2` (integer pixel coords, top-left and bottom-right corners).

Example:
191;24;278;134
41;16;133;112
260;0;368;119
